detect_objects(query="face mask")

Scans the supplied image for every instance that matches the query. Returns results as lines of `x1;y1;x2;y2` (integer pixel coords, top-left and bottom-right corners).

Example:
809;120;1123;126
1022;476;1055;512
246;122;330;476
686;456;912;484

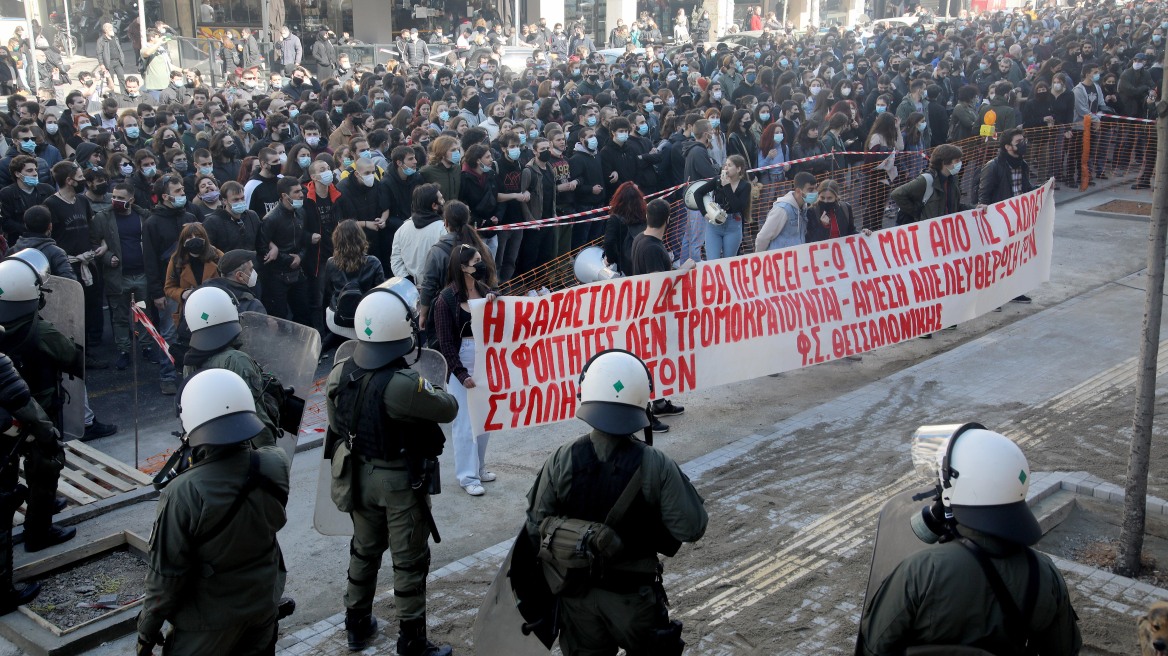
317;169;335;185
586;136;598;150
142;165;157;177
242;120;254;132
247;268;258;287
277;153;288;165
918;121;927;131
19;173;39;187
173;160;188;172
230;200;248;214
1156;35;1163;44
471;261;489;280
518;132;527;145
585;115;598;127
270;163;283;176
19;139;35;153
200;190;220;203
304;135;321;148
680;64;689;73
439;110;450;122
950;161;962;174
1092;27;1100;34
358;173;375;187
484;79;495;89
875;104;887;114
143;117;156;131
847;62;855;71
712;91;723;100
637;124;649;135
45;122;59;135
1093;73;1101;83
810;85;822;95
804;191;818;204
289;107;300;118
775;131;784;144
529;129;539;139
1014;142;1028;157
538;150;553;162
112;198;131;212
450;151;462;165
78;122;91;131
841;88;852;97
644;102;654;113
710;118;721;129
746;73;757;84
615;132;630;144
287;198;303;209
172;195;187;208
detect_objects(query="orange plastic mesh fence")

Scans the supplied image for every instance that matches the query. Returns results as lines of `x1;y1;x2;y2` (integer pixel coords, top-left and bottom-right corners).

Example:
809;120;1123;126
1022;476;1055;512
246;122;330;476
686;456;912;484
501;119;1156;297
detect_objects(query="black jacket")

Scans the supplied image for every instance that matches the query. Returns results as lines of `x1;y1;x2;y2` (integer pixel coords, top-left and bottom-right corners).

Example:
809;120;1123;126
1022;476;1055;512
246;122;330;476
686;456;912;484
260;202;310;273
569;144;605;210
978;152;1034;206
142;204;200;299
324;255;385;308
0;182;56;243
380;169;422;223
459;168;498;228
203;207;264;255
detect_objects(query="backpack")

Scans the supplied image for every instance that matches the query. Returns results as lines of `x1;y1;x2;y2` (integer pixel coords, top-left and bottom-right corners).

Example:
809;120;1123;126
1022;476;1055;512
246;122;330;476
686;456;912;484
329;268;363;328
895;172;934;226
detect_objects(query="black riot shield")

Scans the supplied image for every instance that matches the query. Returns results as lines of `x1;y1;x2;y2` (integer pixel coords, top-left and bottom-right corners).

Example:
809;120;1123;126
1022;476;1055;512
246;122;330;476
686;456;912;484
473;526;558;655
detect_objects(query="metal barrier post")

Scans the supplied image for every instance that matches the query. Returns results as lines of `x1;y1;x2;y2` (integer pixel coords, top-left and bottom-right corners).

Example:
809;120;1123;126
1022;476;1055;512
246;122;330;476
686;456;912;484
1080;115;1092;192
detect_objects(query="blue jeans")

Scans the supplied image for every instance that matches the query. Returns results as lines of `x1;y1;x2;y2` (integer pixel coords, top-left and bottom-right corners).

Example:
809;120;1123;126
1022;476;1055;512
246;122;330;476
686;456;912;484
677;210;706;263
704;216;743;260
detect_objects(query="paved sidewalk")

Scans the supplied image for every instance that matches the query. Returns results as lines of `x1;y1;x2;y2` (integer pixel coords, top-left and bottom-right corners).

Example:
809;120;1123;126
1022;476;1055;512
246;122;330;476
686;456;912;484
270;269;1168;654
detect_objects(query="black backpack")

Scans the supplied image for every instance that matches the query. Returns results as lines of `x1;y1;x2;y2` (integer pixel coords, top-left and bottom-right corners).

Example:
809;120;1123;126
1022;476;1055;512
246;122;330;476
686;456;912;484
330;270;363;328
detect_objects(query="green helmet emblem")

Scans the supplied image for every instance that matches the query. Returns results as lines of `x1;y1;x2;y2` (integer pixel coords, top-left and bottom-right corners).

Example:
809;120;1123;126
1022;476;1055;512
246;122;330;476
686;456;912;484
364;316;373;337
1018;469;1027;484
613;380;624;393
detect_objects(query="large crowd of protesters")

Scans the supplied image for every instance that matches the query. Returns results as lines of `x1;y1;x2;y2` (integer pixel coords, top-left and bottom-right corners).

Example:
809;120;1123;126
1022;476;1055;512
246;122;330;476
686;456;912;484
0;0;1159;417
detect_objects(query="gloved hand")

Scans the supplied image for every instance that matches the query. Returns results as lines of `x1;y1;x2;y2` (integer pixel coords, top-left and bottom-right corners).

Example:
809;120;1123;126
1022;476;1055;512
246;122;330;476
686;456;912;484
137;631;163;656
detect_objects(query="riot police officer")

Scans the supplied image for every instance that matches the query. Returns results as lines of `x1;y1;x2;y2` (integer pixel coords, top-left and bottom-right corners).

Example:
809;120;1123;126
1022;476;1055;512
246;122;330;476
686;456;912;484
137;369;291;656
325;285;458;655
524;349;708;655
0;350;57;612
858;426;1082;654
0;253;80;551
182;287;279;448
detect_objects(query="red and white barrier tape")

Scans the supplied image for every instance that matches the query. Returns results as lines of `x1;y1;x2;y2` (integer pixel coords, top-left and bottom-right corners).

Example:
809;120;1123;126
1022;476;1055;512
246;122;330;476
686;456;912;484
478;150;925;232
1099;113;1156;123
132;304;175;365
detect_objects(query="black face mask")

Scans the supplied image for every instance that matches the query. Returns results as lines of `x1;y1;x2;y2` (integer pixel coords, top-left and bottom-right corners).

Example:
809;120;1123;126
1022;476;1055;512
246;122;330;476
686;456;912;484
92;183;109;195
538;150;552;163
1013;142;1028;158
143;116;157;130
269;163;283;176
184;237;206;255
471;261;489;280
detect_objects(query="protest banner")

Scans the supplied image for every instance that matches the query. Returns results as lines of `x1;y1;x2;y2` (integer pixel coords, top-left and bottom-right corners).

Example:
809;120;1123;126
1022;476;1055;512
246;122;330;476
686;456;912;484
466;179;1056;435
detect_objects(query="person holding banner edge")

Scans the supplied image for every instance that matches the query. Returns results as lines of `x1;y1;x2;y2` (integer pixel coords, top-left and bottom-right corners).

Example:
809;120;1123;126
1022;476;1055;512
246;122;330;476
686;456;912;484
978;128;1036;305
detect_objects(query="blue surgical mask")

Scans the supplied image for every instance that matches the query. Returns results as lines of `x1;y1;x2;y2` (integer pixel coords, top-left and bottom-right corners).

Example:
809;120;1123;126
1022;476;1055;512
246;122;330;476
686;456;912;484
759;112;771;121
710;118;720;128
1093;73;1101;82
142;165;157;177
243;120;254;131
518;132;527;144
298;155;311;168
290;198;304;209
586;136;597;150
615;132;629;143
289;108;299;118
439;110;450;121
875;105;887;114
586;115;598;126
746;74;757;84
529;129;539;139
680;65;688;73
780;58;789;67
172;195;187;207
402;166;416;176
644;102;654;112
230;201;248;214
125;126;140;139
450;150;462;165
508;147;521;160
21;175;38;186
804;191;818;204
343;158;354;168
638;124;649;135
199;165;214;176
481;163;492;173
359;150;372;159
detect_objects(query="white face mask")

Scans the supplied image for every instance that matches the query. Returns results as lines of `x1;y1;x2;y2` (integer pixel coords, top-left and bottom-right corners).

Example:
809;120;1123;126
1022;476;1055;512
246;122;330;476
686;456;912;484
247;268;258;287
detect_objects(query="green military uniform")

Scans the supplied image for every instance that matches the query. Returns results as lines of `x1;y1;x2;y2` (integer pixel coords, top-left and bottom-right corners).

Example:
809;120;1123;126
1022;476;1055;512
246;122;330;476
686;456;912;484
138;444;291;655
524;429;708;655
325;360;458;623
0;389;57;608
859;526;1082;655
0;316;83;538
184;347;278;448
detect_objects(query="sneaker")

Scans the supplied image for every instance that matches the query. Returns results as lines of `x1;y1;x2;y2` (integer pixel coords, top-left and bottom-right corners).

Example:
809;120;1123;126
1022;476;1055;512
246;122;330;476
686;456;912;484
479;471;497;483
160;380;177;396
652;399;685;417
82;420;117;441
85;355;109;370
115;352;130;371
1011;295;1032;304
651;417;670;433
463;484;485;496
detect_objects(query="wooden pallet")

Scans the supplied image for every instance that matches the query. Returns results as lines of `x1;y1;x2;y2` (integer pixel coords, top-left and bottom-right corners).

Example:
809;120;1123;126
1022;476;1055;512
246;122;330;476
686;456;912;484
14;441;154;526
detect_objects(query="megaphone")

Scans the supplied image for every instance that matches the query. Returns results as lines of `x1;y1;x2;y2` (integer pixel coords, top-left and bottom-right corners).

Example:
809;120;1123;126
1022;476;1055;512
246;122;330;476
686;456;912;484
573;246;622;284
325;307;358;339
684;180;717;211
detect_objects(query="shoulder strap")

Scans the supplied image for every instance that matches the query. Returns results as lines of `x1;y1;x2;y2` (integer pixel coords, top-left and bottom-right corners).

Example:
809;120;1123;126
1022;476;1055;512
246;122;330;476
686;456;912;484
921;172;935;204
957;538;1039;654
196;450;288;547
603;443;645;527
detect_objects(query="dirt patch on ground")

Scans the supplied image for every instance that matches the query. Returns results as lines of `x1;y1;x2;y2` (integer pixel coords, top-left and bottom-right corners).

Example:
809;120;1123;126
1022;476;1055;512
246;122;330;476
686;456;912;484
1041;498;1168;589
25;548;147;631
1093;199;1153;216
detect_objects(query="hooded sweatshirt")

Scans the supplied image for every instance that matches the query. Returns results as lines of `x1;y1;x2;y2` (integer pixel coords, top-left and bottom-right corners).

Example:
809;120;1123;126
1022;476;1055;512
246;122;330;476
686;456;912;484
389;210;445;281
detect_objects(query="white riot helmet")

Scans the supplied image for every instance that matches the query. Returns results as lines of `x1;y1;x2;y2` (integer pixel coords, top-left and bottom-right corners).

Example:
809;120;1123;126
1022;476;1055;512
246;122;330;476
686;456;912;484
576;349;652;435
179;369;265;446
933;424;1041;545
0;249;50;323
184;287;241;351
351;277;419;370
